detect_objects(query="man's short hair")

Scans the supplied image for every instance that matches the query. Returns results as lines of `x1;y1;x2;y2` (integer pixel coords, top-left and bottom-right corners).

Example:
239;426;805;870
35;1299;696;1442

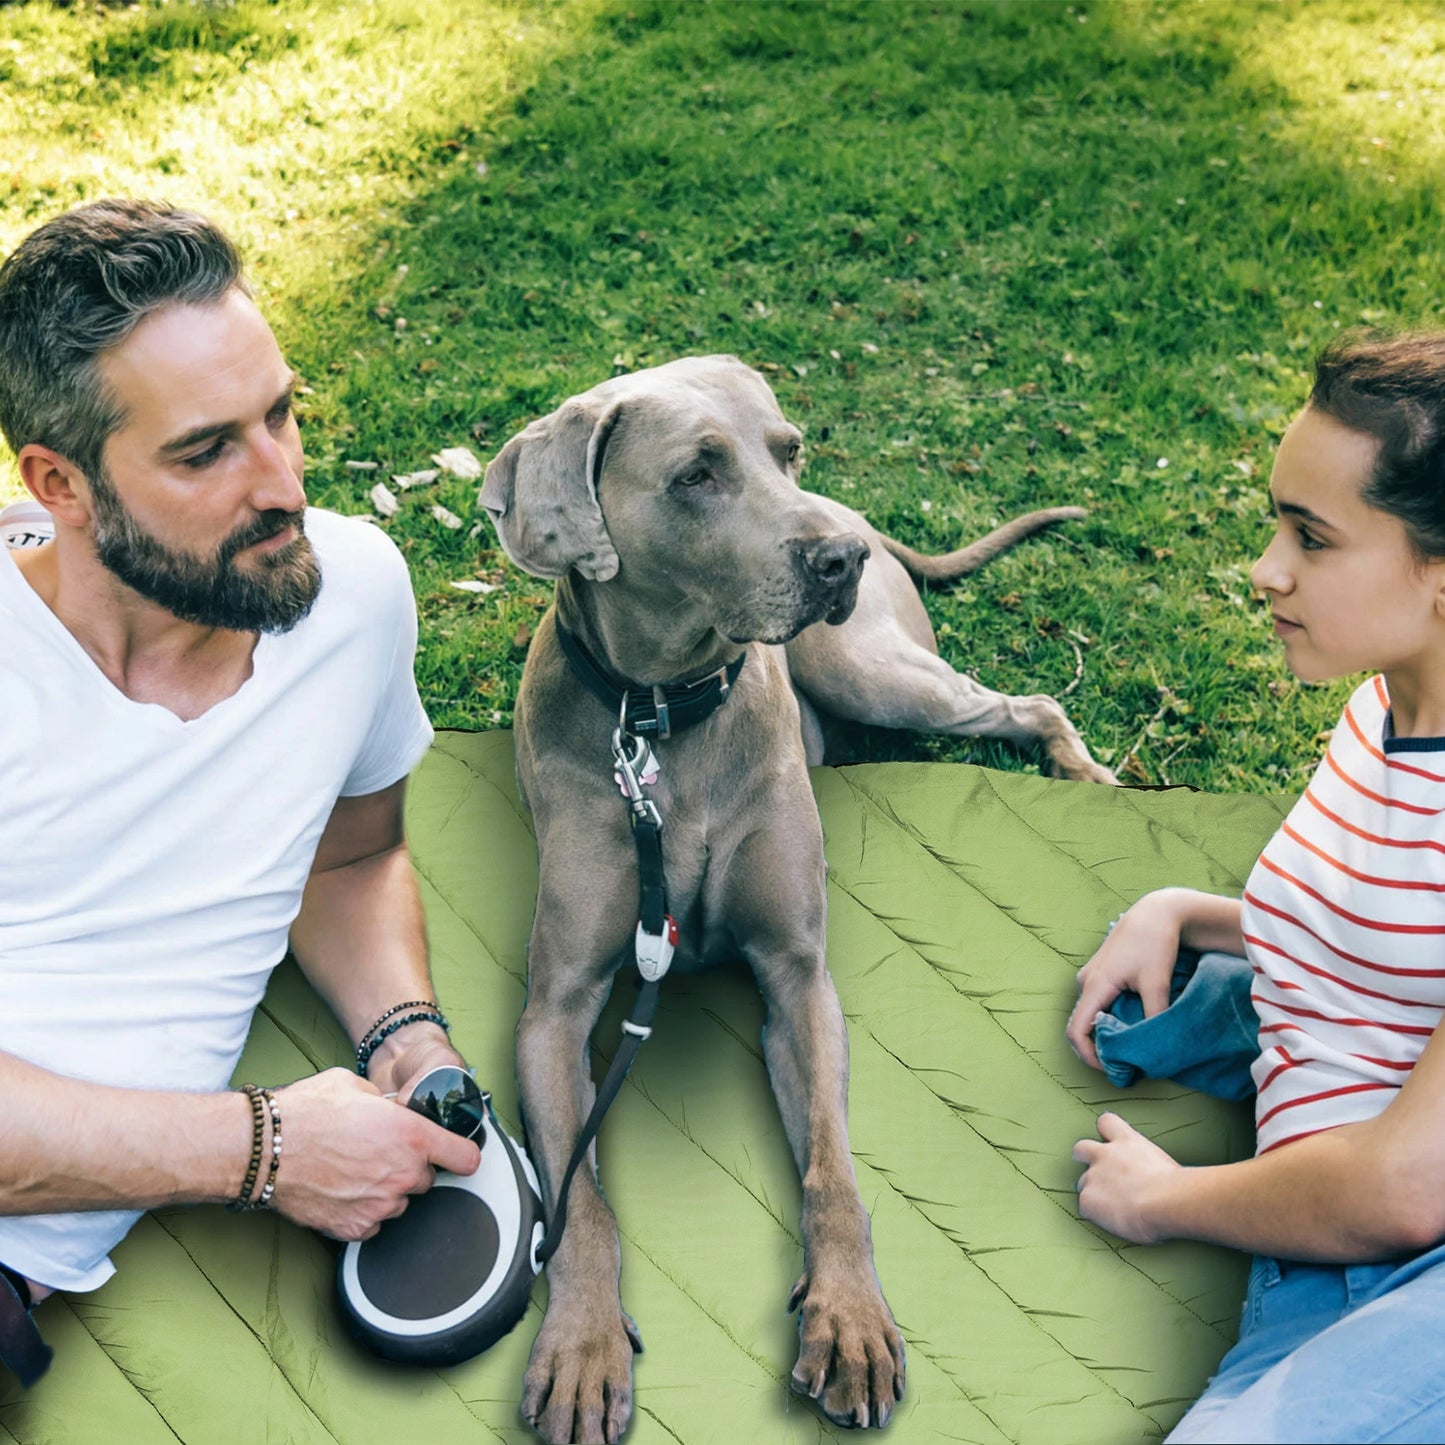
0;199;248;482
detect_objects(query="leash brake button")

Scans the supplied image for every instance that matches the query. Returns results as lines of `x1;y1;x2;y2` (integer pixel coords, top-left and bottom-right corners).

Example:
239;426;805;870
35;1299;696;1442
634;914;678;982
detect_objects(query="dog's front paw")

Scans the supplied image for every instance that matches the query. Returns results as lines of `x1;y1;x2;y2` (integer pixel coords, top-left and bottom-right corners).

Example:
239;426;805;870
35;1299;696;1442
521;1305;643;1445
788;1270;905;1428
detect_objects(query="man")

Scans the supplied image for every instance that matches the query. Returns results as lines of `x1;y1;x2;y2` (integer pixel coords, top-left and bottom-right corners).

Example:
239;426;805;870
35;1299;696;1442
0;199;479;1383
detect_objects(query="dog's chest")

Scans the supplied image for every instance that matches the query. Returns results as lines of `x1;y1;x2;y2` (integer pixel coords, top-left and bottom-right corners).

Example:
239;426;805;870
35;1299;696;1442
623;754;820;972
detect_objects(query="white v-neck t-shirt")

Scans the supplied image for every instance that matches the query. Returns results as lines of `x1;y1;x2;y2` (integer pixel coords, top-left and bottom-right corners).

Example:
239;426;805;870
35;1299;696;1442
0;507;433;1289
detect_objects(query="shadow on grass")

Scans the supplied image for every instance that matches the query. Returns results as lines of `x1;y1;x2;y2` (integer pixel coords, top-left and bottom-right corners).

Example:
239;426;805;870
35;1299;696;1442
258;0;1440;779
7;0;1440;782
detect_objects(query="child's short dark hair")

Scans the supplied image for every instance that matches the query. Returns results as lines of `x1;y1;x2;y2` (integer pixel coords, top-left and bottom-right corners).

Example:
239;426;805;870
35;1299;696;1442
1310;331;1445;562
0;199;246;482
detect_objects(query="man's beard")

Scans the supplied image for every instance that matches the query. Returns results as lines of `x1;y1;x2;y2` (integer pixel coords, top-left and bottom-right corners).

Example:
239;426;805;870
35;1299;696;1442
89;470;321;634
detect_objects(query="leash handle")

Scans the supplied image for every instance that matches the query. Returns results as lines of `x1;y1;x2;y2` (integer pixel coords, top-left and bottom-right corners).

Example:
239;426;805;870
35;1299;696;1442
535;979;660;1266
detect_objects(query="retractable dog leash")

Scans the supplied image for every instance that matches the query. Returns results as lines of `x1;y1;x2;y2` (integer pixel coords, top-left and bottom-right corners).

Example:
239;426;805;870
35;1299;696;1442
340;631;743;1367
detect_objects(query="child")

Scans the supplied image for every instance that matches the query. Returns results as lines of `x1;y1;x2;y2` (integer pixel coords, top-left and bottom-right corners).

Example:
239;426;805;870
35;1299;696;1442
1067;331;1445;1445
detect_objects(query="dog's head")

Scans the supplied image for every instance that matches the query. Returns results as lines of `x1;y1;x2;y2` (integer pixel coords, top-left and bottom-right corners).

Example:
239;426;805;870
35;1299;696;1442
479;356;867;644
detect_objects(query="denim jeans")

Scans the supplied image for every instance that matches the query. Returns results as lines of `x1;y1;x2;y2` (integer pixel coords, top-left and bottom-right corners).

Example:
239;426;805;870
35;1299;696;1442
1167;1241;1445;1443
1092;948;1258;1101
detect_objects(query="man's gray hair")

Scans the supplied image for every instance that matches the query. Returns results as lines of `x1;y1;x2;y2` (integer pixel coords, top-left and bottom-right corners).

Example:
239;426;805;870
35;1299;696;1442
0;198;248;482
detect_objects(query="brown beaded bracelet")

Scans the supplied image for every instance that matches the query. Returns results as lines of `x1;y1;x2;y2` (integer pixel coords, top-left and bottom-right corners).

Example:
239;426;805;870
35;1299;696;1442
227;1084;267;1213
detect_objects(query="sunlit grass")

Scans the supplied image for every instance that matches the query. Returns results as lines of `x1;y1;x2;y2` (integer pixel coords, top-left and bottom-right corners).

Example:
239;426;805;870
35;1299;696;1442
3;0;1444;792
0;0;595;495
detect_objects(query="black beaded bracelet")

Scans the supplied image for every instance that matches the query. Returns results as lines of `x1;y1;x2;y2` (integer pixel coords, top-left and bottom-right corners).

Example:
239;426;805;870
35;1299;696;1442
357;1000;439;1050
355;1009;450;1075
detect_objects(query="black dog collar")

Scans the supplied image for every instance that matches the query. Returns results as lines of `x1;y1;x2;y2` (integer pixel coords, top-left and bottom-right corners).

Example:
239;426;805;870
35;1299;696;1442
555;621;746;740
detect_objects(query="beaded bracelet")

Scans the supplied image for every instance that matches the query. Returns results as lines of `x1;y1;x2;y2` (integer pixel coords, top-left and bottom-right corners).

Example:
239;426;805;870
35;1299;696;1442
355;1009;450;1075
357;1000;439;1050
230;1088;281;1212
227;1084;267;1213
255;1089;282;1210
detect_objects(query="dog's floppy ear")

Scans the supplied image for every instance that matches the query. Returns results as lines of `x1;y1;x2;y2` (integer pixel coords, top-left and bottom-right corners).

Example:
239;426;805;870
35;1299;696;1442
479;397;622;581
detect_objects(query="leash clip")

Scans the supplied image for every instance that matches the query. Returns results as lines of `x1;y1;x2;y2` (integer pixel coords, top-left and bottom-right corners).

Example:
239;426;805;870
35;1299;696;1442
634;914;678;982
611;727;660;812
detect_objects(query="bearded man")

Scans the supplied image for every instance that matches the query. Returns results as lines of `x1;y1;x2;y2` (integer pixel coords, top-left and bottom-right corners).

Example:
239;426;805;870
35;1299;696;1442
0;200;479;1386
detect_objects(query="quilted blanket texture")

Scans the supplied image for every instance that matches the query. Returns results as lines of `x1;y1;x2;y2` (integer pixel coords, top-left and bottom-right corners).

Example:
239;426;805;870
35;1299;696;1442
0;731;1292;1445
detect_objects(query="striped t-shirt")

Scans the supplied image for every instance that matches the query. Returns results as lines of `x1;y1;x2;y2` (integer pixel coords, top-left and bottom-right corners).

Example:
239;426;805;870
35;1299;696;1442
1243;675;1445;1155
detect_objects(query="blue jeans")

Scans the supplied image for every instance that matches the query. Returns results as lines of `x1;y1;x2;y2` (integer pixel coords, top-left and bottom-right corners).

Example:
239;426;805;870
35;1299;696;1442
1167;1241;1445;1443
1093;948;1258;1101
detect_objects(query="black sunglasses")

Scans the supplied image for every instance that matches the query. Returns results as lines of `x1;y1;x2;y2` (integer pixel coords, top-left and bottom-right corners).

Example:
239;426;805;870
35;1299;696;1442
406;1065;489;1142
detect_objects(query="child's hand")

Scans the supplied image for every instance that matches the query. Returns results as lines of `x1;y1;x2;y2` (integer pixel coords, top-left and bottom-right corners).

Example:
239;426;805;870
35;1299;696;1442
1072;1112;1181;1244
1065;889;1187;1069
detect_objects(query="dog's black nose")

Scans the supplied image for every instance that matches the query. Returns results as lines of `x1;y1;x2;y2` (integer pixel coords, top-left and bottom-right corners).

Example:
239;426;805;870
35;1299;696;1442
796;534;869;589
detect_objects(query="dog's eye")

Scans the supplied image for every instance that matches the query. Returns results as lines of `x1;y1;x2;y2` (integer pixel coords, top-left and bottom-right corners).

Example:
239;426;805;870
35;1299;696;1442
675;468;710;488
787;442;801;465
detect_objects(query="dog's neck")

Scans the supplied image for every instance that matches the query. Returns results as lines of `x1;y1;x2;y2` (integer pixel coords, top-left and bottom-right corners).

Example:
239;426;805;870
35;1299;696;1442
556;576;746;688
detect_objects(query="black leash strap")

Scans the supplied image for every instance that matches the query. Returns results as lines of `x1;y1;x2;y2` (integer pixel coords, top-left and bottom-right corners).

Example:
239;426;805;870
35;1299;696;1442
534;624;744;1269
0;1265;51;1388
533;716;683;1268
632;812;667;937
534;977;661;1266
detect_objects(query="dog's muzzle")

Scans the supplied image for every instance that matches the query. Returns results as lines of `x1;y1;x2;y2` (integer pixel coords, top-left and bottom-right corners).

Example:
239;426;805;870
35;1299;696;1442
793;533;869;626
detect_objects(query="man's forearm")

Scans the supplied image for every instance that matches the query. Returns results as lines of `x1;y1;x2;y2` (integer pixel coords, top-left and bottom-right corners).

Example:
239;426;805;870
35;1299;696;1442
0;1050;250;1215
288;842;453;1092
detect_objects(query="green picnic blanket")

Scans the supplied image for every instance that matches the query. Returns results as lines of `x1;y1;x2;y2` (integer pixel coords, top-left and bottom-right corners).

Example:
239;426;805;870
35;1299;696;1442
1;732;1292;1445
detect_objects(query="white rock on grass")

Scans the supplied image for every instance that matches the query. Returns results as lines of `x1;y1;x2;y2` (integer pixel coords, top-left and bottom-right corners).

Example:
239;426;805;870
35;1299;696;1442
369;482;400;517
449;580;499;594
431;504;463;530
392;468;440;490
432;446;483;481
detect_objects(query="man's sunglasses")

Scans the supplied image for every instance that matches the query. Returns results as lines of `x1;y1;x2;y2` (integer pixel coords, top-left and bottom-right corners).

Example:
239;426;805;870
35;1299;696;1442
405;1065;489;1142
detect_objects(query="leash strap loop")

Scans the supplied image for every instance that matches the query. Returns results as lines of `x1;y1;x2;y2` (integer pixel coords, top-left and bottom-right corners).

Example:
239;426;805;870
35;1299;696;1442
631;814;668;937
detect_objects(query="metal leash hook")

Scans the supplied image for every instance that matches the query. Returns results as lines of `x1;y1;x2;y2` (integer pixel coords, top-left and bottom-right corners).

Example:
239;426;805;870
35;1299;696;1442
611;726;661;820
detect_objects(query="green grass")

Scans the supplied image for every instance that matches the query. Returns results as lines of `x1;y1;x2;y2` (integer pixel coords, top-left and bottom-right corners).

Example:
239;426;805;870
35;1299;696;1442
3;0;1443;791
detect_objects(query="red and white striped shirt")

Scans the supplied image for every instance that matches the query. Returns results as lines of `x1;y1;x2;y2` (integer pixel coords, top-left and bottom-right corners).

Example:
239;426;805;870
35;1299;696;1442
1243;675;1445;1155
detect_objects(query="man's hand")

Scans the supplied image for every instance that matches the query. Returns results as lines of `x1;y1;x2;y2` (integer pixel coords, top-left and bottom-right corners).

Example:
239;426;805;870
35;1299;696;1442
1072;1112;1181;1244
269;1068;481;1241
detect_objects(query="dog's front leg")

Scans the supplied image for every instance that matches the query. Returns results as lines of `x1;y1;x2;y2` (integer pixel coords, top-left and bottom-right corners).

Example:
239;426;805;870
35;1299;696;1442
517;897;641;1445
734;843;905;1429
759;958;905;1427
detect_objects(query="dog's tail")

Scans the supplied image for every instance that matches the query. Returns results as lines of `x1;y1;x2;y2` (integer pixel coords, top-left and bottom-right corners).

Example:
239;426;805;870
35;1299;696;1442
881;506;1088;586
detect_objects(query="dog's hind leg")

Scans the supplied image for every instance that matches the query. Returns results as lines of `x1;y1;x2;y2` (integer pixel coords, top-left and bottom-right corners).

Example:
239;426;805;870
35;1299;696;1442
784;524;1115;782
808;641;1116;784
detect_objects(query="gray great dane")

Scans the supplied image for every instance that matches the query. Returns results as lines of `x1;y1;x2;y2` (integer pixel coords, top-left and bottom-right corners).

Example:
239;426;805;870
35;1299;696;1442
479;355;1115;1444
